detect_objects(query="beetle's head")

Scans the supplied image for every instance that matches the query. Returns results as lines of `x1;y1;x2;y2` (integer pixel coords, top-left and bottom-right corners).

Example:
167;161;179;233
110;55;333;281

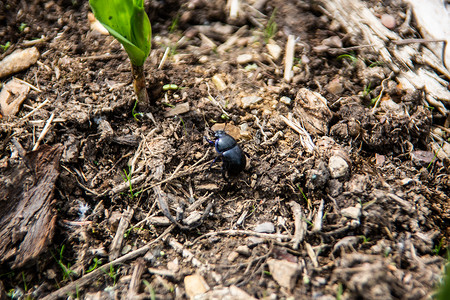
214;130;226;138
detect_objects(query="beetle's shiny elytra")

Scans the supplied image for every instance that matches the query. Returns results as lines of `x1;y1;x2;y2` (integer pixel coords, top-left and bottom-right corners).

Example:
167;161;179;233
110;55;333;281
205;130;246;179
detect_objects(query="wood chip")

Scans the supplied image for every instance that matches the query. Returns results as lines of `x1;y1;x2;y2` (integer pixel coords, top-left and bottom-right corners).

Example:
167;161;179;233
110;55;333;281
0;47;39;79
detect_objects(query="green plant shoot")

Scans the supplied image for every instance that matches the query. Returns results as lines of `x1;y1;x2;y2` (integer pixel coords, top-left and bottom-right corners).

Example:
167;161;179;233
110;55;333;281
89;0;152;107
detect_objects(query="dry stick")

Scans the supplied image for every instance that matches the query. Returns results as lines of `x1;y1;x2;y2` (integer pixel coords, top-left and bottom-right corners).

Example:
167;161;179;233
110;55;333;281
289;201;306;250
371;71;394;113
190;229;290;245
42;224;175;300
110;173;148;195
128;258;146;298
168;238;206;269
14;77;42;92
32;112;54;151
229;0;240;19
21;98;49;120
312;199;324;233
283;34;295;82
305;242;319;268
158;47;170;69
109;207;134;261
280;115;315;153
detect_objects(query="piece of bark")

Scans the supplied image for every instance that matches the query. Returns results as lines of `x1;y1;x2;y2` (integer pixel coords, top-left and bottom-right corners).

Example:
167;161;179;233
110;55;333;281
109;206;134;261
0;144;63;269
0;78;30;117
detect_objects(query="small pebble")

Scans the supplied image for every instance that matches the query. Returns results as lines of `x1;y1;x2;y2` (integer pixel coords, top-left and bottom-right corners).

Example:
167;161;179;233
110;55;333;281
184;274;210;298
381;14;396;29
236;54;253;64
328;155;349;178
255;222;275;233
236;245;251;257
266;43;282;60
279;96;292;105
241;95;262;108
267;259;302;290
341;206;361;220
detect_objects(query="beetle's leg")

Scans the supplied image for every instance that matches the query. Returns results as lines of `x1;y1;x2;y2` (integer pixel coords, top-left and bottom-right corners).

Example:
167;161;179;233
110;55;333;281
209;154;223;170
204;136;215;146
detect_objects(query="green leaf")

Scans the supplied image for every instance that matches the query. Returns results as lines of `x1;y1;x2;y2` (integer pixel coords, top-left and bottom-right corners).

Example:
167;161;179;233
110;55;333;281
89;0;151;66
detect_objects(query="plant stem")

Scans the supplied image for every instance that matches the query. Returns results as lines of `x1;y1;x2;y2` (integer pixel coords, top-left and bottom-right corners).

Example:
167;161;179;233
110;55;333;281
131;64;149;108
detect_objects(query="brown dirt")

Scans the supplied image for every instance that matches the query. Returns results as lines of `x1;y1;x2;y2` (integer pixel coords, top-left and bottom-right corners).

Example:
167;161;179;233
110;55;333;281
0;0;449;299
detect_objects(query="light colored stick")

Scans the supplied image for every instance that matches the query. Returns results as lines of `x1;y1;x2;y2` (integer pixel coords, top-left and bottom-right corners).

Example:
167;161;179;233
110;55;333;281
284;35;295;82
21;98;49;120
32;112;54;151
158;47;170;69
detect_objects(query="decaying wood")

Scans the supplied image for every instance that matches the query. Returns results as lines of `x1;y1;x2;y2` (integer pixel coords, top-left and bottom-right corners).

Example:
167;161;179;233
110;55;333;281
109;206;134;261
0;143;63;269
41;225;175;300
319;0;450;116
128;258;146;298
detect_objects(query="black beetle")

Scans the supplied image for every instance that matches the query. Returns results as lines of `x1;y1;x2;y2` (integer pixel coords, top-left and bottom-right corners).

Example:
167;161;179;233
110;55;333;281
205;130;247;179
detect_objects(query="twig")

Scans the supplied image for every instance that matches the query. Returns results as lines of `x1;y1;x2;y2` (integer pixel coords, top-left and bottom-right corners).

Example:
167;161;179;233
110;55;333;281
14;77;42;92
284;34;295;82
190;229;290;245
21;99;49;120
109;207;134;261
371;71;394;113
254;115;268;142
41;224;175;300
32;113;54;151
206;82;230;118
110;173;147;195
280;114;315;152
158;47;170;69
229;0;240;19
312;199;324;233
289;201;306;249
305;242;319;268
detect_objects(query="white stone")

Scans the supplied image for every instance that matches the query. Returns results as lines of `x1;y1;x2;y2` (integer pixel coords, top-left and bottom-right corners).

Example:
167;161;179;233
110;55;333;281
241;96;262;108
279;96;292;105
236;54;253;64
328;155;349;178
255;222;274;233
266;43;282;60
184;274;209;298
267;259;301;290
341;206;361;219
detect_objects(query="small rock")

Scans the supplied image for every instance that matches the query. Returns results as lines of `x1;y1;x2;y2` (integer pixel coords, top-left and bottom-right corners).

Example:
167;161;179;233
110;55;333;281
326;77;344;94
164;102;190;117
168;258;179;272
255;222;275;233
247;237;264;247
227;251;239;262
212;74;227;91
0;47;39;79
306;161;330;190
184;274;210;298
410;150;435;167
236;54;253;64
267;259;301;290
211;123;241;140
328;155;349;178
279;96;292;105
346;174;368;194
235;245;251;257
266;43;282;60
381;14;396;29
240;95;262;109
322;36;342;48
0;78;30;116
341;206;361;219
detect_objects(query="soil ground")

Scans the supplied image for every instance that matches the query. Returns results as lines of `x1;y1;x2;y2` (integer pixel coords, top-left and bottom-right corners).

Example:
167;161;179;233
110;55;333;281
0;0;449;299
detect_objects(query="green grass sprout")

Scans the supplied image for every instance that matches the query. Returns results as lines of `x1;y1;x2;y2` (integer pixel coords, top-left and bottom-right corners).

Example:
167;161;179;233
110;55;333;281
89;0;152;107
264;8;278;43
0;41;11;52
337;53;358;64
